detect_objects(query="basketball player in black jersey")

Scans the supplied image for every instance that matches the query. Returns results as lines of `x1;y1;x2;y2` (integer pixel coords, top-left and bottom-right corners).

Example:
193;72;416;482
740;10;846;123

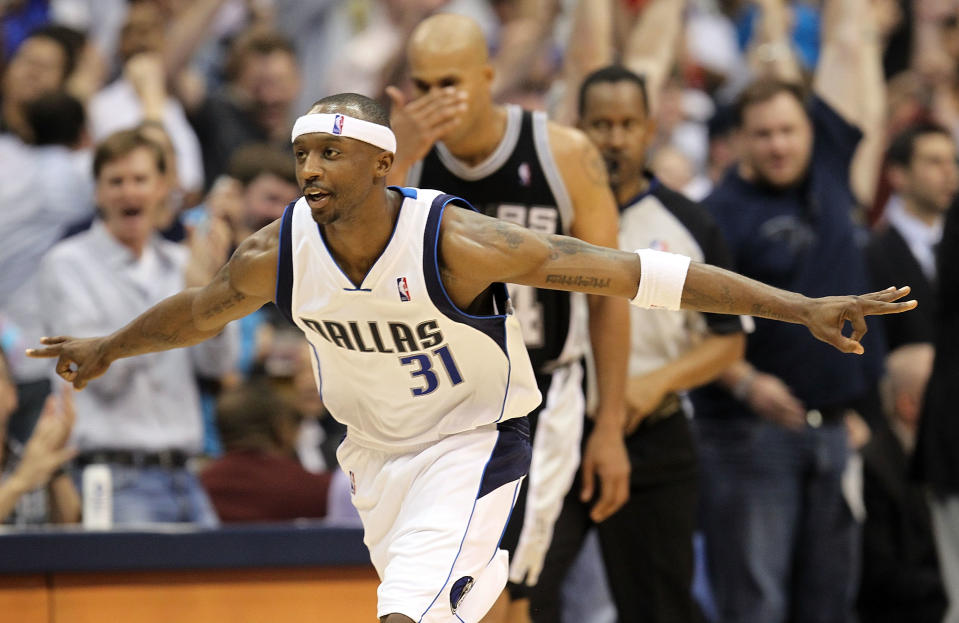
387;13;631;621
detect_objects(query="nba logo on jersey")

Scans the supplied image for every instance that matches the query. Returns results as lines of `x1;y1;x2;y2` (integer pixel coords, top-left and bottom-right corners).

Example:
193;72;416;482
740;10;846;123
349;470;356;494
650;239;670;252
397;277;411;302
517;162;531;187
332;114;345;135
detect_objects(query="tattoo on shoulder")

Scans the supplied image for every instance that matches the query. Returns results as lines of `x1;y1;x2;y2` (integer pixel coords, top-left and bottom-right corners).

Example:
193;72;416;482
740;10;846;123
582;148;609;187
202;289;248;319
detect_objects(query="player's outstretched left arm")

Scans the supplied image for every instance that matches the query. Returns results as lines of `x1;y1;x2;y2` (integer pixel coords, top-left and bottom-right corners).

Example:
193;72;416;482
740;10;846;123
26;221;281;389
439;207;917;355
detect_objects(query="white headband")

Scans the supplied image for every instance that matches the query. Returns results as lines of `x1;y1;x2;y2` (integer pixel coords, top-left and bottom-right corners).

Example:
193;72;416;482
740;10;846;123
291;113;396;153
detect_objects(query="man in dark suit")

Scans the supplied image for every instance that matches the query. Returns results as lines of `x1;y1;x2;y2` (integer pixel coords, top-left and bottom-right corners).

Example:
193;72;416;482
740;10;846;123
915;204;959;623
859;344;946;623
867;122;957;350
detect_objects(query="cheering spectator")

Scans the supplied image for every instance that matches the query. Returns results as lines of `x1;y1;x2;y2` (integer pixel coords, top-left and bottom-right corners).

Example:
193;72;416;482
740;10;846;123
693;0;887;620
0;346;79;525
1;24;84;139
24;127;237;526
87;0;205;196
183;28;301;188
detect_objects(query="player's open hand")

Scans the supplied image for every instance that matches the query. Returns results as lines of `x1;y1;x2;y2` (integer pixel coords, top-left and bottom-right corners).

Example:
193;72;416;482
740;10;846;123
803;286;917;354
25;336;114;390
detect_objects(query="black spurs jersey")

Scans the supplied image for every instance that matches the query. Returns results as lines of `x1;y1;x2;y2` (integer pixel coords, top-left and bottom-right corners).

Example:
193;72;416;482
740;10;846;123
407;105;588;375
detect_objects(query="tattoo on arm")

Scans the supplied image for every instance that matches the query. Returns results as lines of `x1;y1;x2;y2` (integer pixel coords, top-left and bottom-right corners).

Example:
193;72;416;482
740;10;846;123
495;222;525;249
749;302;790;321
545;274;611;289
548;236;583;260
201;288;248;320
682;282;737;312
143;328;184;345
114;324;184;357
547;236;620;262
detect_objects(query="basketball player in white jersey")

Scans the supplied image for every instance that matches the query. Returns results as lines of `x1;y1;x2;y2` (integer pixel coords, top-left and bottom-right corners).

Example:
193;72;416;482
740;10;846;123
28;94;916;623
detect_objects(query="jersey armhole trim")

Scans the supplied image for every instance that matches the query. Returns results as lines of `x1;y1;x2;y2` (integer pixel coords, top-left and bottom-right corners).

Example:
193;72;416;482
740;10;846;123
531;112;574;234
389;185;418;199
274;200;296;326
423;193;510;355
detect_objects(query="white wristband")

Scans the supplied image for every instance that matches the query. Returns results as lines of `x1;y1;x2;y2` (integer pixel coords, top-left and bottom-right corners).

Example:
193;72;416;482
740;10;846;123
630;248;691;311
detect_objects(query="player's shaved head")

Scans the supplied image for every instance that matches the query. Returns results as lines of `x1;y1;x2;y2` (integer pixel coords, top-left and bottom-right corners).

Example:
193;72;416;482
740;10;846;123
404;14;495;148
408;13;489;67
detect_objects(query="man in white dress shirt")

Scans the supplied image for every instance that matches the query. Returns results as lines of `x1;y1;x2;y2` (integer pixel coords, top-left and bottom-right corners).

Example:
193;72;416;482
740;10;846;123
25;127;237;525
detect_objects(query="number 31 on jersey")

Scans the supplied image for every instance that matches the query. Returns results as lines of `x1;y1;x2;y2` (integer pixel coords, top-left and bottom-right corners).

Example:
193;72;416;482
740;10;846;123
400;345;464;396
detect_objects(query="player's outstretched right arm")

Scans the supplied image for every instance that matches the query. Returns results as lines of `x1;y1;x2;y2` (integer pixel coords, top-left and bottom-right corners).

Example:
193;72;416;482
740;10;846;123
26;221;281;389
439;206;917;355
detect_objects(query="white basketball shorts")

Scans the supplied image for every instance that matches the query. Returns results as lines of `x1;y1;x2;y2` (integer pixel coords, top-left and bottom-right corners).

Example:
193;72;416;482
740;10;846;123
337;417;531;622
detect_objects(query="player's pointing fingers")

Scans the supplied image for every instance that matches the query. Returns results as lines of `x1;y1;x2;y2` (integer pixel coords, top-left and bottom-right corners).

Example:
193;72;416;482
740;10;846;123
861;286;911;302
25;346;62;358
26;336;72;358
861;298;918;316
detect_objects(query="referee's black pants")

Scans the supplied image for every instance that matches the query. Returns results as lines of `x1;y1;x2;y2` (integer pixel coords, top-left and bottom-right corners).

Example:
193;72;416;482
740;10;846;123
527;411;701;623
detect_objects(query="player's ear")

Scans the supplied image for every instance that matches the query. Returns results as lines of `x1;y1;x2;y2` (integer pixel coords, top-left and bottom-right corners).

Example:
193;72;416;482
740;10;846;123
482;63;494;86
374;151;394;179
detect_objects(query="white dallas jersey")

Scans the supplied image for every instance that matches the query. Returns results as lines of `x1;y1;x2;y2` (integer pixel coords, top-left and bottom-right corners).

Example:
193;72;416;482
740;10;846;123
276;187;542;452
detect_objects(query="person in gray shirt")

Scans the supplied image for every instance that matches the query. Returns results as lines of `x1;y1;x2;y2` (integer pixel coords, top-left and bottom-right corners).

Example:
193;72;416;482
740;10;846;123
22;127;237;526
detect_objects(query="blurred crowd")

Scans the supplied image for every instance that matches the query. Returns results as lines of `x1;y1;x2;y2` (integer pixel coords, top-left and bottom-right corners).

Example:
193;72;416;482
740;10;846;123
0;0;958;622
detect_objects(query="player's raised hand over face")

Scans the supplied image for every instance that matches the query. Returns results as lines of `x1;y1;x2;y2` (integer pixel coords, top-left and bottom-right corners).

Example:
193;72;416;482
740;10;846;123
25;336;114;390
802;286;917;354
386;85;468;179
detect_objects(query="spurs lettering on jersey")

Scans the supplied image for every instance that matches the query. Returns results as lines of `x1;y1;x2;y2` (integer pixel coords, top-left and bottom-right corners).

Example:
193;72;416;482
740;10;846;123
495;204;558;235
493;204;554;349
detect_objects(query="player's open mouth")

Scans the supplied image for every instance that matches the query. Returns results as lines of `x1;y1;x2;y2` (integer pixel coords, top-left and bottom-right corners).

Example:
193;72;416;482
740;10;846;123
121;207;144;217
304;189;332;207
